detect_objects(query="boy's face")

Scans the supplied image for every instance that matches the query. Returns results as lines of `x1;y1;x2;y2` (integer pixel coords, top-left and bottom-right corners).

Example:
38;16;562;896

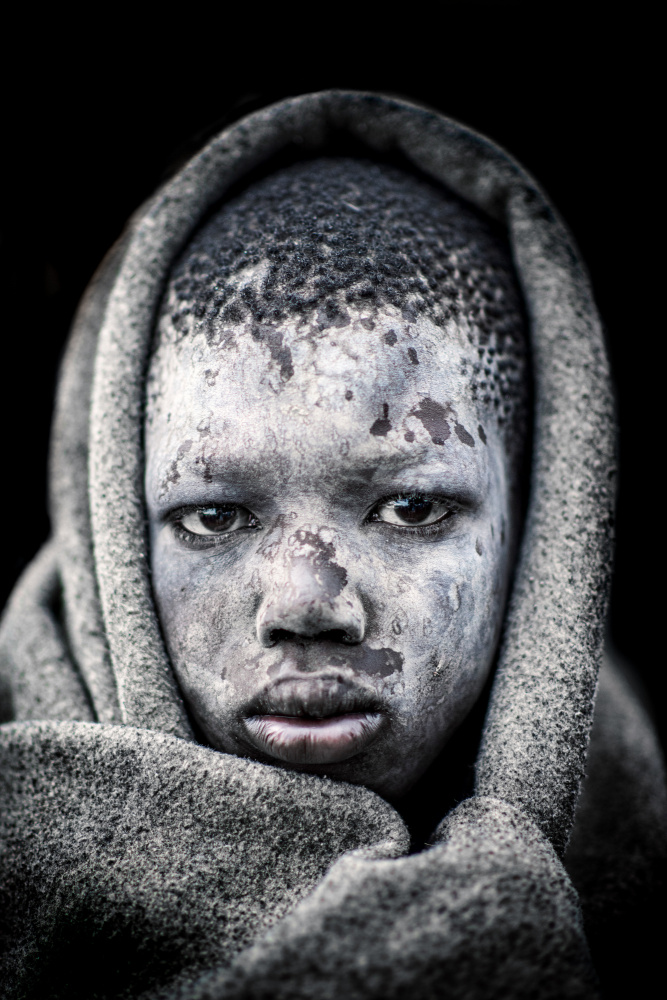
145;307;516;798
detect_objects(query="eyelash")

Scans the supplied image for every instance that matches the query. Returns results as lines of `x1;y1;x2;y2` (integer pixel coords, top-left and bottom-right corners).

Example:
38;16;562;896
366;495;459;536
169;515;258;550
376;519;454;538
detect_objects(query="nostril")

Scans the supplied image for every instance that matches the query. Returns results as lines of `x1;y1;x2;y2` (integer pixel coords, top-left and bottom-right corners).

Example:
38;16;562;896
267;627;358;646
318;629;358;645
267;628;298;646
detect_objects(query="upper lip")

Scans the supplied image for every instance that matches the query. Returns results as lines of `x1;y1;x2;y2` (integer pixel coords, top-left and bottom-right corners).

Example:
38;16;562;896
242;673;384;720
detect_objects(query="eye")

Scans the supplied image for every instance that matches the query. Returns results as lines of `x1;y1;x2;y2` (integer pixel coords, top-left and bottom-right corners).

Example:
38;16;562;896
179;506;260;536
369;494;456;528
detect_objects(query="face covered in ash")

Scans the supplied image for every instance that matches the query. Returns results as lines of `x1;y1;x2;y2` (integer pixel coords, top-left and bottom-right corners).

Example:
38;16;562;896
145;158;527;799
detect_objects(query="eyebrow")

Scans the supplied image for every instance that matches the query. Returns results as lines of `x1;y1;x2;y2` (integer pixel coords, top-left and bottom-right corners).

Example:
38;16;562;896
161;432;434;484
151;438;484;514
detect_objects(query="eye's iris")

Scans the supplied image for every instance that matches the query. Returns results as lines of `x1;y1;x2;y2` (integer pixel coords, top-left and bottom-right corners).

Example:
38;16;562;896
372;494;454;528
393;497;434;524
199;507;237;532
180;506;257;536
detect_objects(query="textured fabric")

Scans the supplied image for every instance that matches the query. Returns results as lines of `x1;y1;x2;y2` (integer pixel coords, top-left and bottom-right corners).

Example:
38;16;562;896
178;797;597;1000
564;653;667;940
0;721;407;998
0;91;664;999
0;662;663;999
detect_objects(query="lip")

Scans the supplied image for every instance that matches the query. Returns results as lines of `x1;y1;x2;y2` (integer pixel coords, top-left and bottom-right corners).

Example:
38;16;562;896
240;673;386;765
243;712;384;764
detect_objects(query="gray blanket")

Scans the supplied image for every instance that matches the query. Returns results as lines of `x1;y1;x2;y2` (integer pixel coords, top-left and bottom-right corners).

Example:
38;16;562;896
1;91;665;999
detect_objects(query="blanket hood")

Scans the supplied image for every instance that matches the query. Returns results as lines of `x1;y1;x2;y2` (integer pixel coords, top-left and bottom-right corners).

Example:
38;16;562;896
0;90;615;856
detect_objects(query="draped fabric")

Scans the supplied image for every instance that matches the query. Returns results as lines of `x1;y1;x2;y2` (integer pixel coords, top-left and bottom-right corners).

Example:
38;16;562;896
0;92;664;1000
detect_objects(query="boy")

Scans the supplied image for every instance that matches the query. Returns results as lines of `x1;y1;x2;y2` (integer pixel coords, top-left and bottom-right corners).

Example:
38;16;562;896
1;93;663;999
145;156;527;800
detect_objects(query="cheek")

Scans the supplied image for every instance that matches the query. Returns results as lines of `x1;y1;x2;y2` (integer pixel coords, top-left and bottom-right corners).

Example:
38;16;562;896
369;535;508;714
151;541;256;675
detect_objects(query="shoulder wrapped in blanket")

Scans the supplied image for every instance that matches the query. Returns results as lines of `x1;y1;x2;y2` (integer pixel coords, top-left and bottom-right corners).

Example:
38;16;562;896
0;91;665;999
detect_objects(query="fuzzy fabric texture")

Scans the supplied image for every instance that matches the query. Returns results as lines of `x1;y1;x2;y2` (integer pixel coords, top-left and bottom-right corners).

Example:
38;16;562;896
174;796;598;1000
0;721;407;999
0;91;665;999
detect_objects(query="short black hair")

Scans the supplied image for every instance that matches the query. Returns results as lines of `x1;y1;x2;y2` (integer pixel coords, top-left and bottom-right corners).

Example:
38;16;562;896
161;156;528;455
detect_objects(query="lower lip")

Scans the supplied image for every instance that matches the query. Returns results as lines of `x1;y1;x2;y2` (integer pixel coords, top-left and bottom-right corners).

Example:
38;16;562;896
243;712;384;764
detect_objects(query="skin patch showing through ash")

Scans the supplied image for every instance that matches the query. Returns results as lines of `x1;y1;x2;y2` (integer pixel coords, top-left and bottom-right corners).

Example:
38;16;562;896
326;645;404;678
162;439;193;493
455;423;475;447
290;530;348;600
360;646;404;677
410;398;451;446
370;404;392;437
252;326;294;382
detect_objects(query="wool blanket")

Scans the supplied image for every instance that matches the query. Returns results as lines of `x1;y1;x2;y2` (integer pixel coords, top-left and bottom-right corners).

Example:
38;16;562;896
1;91;665;999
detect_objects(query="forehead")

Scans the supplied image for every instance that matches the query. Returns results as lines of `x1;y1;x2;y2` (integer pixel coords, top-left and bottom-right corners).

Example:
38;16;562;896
145;308;502;503
148;309;483;436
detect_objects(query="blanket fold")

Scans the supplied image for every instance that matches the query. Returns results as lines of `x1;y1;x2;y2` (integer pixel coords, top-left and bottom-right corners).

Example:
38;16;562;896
178;797;598;1000
0;721;408;999
0;91;664;998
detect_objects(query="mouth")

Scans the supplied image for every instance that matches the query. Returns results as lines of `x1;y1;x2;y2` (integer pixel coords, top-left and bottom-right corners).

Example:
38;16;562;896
240;674;386;765
243;712;383;764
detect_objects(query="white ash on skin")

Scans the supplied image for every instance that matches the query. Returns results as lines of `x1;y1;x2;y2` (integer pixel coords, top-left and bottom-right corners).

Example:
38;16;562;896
145;305;516;798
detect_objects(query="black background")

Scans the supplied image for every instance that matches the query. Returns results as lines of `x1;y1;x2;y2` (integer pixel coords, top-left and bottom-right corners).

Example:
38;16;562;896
1;4;661;744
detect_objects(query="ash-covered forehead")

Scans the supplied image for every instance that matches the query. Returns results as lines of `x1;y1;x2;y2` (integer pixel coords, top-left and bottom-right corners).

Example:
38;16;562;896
154;156;528;453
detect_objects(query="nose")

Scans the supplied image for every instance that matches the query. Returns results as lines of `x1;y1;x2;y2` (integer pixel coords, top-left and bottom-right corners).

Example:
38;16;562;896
256;528;366;647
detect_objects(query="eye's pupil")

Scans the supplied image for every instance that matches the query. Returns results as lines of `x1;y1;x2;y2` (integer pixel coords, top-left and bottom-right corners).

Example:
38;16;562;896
394;497;433;524
199;507;236;531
